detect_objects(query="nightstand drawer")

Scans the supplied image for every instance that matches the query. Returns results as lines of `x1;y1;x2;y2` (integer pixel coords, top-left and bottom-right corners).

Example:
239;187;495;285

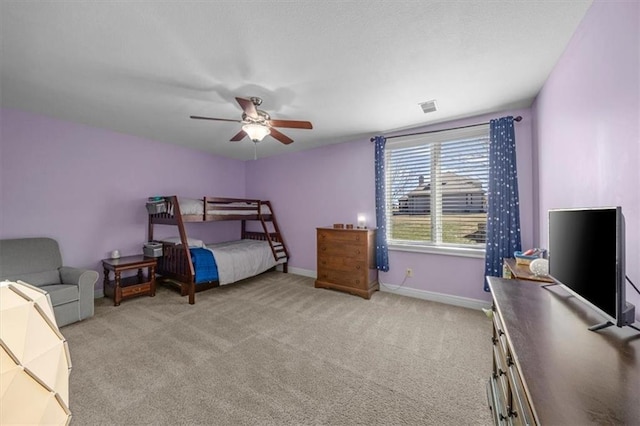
121;281;151;298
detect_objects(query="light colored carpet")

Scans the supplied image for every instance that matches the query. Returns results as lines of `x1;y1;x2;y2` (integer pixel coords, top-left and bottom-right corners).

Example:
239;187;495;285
62;271;492;425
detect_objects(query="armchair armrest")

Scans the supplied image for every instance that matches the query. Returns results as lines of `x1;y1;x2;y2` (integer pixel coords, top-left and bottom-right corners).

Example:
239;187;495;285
59;266;98;320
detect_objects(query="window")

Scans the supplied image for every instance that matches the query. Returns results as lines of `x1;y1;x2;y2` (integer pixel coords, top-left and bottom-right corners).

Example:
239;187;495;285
385;125;489;255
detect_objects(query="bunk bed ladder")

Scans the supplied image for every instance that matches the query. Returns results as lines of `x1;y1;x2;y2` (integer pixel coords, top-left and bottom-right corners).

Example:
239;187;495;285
259;201;289;266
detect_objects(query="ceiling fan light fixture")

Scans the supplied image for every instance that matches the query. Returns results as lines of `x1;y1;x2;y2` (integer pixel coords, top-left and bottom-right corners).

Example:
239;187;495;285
242;123;270;142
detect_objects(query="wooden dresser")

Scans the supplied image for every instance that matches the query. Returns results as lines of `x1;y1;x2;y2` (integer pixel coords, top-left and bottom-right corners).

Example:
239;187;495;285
315;227;379;299
486;276;640;425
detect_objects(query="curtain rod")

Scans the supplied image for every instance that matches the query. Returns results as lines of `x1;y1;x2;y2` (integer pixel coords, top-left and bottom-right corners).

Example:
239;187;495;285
370;115;522;142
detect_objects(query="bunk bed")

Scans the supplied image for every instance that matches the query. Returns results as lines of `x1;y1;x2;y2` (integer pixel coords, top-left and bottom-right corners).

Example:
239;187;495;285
147;196;289;304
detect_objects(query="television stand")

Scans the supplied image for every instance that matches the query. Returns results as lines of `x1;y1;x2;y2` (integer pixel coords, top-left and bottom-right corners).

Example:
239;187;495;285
588;321;640;332
486;277;640;424
540;284;639;333
588;321;614;331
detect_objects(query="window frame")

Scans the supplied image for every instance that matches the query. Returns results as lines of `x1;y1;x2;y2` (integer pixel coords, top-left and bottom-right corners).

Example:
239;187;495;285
384;125;490;258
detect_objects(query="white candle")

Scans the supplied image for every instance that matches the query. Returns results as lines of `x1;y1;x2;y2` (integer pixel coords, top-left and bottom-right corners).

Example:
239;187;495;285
357;214;366;229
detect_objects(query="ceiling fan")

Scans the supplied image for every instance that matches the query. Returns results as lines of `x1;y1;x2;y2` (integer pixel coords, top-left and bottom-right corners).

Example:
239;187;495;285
190;97;313;145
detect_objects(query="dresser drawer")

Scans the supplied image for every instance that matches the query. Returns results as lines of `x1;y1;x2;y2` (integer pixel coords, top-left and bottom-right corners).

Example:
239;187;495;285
487;376;509;425
507;361;535;426
492;343;509;405
318;229;369;244
318;256;367;273
492;308;509;355
316;269;368;289
318;243;366;259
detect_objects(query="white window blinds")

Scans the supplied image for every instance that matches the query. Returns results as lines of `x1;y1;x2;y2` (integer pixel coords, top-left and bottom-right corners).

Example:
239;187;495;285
385;125;490;249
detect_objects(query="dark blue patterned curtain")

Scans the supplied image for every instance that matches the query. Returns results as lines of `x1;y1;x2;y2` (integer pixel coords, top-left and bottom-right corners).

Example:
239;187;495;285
374;136;389;272
484;116;521;291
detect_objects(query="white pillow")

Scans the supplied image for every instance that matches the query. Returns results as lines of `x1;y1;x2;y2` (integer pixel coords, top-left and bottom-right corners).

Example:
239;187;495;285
162;237;204;248
177;198;204;215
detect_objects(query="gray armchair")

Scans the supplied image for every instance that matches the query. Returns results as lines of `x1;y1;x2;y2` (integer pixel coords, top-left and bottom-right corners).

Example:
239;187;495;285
0;237;98;327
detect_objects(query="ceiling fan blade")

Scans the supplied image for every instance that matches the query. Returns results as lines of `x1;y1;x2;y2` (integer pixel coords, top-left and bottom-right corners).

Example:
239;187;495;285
190;116;241;123
269;128;294;145
235;97;258;119
230;130;247;141
268;119;313;129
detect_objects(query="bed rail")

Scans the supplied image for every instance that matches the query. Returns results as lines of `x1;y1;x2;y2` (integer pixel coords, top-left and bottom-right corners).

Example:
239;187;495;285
148;196;273;223
156;242;194;287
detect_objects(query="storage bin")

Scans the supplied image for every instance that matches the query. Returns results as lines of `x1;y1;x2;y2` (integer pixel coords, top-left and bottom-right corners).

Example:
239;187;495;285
143;242;163;257
146;201;166;214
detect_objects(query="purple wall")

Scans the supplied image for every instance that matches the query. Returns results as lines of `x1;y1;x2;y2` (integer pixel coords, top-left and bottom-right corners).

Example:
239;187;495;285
0;108;246;292
246;109;533;302
532;0;640;318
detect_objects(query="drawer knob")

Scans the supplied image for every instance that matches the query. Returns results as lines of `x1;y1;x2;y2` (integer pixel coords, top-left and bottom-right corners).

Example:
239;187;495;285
498;368;506;377
491;337;498;345
506;355;514;366
498;329;505;336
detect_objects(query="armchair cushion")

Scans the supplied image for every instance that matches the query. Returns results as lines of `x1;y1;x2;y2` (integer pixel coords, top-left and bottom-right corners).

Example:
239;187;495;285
41;284;78;306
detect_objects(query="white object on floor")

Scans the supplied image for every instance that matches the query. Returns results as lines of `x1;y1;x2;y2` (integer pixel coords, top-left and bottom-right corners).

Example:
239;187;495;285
0;280;71;425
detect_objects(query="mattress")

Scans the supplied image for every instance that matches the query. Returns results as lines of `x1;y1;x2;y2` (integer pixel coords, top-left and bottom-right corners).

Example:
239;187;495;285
205;239;285;285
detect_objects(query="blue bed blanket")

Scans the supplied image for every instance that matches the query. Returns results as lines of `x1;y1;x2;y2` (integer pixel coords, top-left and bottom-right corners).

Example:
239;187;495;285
189;248;218;284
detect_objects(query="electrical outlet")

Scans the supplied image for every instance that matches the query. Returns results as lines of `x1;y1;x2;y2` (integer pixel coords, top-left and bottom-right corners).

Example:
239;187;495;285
406;268;413;277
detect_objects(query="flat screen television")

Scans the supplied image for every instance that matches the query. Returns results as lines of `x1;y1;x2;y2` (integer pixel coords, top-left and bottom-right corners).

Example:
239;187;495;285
548;206;636;331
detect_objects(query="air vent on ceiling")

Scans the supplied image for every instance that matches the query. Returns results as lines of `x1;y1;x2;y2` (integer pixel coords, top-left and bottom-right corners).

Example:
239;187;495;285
419;99;438;114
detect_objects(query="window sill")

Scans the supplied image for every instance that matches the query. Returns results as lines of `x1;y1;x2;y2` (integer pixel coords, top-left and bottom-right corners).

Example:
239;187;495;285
388;243;486;259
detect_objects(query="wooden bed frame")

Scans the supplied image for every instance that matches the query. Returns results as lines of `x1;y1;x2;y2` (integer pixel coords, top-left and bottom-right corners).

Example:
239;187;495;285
147;196;289;304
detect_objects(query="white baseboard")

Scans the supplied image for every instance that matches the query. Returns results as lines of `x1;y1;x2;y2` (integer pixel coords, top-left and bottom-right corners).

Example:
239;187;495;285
284;266;317;279
282;267;489;311
379;282;491;311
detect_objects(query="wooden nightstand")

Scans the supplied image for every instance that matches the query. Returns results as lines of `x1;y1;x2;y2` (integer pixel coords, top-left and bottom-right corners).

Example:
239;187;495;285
102;255;157;306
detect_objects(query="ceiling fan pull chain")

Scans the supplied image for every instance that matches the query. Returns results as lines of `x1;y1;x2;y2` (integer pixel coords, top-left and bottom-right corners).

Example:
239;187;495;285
254;141;258;160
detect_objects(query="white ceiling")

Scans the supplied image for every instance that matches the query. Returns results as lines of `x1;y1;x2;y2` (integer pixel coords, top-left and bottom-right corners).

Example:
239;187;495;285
0;1;593;160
